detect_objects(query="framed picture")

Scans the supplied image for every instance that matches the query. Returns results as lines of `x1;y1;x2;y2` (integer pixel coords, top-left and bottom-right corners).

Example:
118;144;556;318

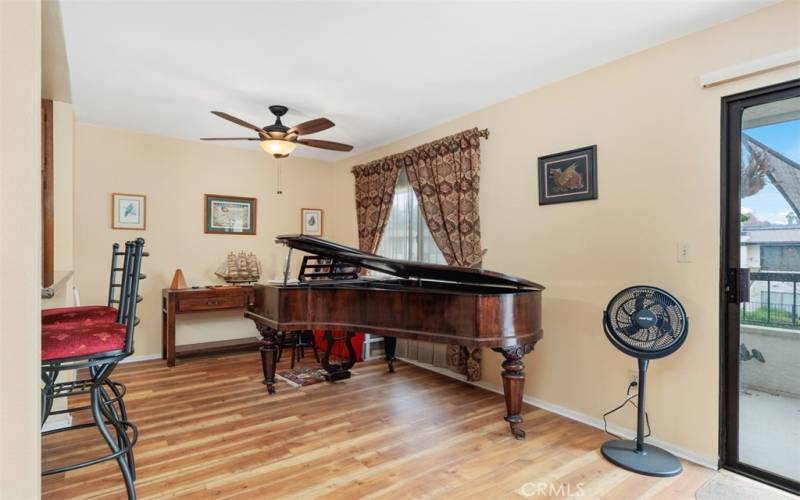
204;194;257;235
112;193;146;230
301;208;323;236
538;145;597;205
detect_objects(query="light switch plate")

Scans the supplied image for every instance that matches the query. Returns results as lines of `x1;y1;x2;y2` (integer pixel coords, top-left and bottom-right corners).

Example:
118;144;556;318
677;242;691;263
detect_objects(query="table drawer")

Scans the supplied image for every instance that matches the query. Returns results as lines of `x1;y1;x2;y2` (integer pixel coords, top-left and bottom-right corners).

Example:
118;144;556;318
177;295;245;312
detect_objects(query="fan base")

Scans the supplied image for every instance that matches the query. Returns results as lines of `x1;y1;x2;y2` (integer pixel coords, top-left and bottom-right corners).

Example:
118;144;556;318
601;439;682;477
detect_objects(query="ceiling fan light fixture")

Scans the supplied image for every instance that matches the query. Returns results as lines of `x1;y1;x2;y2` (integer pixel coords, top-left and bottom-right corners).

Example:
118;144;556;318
260;139;297;158
204;106;352;154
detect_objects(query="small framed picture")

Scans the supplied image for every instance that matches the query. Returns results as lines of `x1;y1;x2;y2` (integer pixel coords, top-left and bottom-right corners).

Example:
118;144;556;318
538;145;597;205
204;194;257;235
301;208;323;236
112;193;146;230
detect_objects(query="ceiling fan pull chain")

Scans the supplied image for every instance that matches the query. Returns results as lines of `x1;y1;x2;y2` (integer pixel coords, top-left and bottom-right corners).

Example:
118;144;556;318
277;160;283;195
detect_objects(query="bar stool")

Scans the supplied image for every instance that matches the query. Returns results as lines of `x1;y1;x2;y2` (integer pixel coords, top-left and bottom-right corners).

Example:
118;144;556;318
41;241;148;470
42;242;147;327
41;238;145;500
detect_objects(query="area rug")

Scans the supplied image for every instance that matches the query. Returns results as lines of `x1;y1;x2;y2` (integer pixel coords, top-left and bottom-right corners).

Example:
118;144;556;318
695;471;794;500
276;366;329;387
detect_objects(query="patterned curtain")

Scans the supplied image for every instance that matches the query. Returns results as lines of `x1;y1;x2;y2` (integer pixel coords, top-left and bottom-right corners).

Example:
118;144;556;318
404;128;483;268
352;157;404;253
404;128;483;381
352;128;484;381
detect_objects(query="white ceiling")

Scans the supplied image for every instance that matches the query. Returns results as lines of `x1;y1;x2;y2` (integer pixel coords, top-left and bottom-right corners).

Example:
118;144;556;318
60;0;776;161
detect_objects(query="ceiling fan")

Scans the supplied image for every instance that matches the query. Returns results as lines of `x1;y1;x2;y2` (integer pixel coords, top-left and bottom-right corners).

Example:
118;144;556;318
201;105;353;158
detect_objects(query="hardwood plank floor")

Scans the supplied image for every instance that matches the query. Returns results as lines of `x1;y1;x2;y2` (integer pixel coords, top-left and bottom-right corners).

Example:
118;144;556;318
42;352;715;499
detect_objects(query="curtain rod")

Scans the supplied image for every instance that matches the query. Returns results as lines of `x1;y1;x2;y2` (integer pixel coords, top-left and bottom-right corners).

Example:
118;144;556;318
478;128;490;140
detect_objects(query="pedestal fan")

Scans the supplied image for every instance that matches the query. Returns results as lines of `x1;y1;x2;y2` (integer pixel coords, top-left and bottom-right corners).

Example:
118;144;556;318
602;285;689;477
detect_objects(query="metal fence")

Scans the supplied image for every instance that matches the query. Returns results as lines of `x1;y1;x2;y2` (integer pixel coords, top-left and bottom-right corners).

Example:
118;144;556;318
741;271;800;330
740;301;800;329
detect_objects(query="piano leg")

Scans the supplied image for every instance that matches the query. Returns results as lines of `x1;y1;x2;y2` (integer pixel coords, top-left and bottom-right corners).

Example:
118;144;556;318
492;344;535;440
384;336;397;373
257;325;278;395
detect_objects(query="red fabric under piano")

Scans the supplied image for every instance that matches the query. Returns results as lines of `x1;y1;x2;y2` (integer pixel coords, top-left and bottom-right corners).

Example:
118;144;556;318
313;330;364;362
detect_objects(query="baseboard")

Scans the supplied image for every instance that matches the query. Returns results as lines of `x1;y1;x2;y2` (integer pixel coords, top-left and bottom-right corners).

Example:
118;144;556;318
121;353;162;364
398;357;718;470
515;390;719;470
398;356;468;381
42;414;72;432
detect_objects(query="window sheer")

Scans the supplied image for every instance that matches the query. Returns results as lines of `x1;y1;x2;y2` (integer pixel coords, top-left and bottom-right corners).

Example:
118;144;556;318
374;169;450;371
376;169;446;264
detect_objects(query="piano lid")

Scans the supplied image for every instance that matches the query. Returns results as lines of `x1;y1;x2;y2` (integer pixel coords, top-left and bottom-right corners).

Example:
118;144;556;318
276;234;544;290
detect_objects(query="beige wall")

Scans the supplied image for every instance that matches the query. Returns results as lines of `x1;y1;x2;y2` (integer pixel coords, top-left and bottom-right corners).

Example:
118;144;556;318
41;0;71;102
328;2;800;463
0;0;42;498
74;124;345;357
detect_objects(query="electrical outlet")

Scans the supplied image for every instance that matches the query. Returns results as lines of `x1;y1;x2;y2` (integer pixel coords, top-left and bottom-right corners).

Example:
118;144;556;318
628;370;639;385
677;242;691;263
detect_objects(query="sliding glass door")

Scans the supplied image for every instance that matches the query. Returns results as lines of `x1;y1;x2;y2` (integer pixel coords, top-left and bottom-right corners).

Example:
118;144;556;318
721;79;800;495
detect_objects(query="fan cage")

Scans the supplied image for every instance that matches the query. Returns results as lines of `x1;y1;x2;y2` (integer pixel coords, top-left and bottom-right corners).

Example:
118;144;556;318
604;286;688;359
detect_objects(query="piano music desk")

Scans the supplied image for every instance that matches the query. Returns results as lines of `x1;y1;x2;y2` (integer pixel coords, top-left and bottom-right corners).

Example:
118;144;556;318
162;286;257;367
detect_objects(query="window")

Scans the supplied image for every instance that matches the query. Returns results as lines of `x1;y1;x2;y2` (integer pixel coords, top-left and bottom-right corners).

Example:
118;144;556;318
760;245;800;271
369;169;448;365
376;169;446;264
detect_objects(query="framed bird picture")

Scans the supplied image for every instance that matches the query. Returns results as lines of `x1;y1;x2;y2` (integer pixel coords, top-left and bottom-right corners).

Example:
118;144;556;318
538;145;597;205
301;208;323;236
112;193;146;230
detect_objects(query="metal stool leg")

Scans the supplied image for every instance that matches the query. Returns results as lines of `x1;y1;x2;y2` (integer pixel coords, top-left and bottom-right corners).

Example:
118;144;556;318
102;380;135;481
91;384;136;499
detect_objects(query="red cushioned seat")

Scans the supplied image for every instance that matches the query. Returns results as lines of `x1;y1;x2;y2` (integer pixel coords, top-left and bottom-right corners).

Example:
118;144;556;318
42;322;127;361
42;306;118;327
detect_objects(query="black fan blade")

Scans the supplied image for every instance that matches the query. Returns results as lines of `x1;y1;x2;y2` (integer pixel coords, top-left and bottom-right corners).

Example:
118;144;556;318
634;292;646;310
656;316;674;335
290;118;334;135
211;111;265;133
620;322;640;336
297;139;353;152
200;137;259;141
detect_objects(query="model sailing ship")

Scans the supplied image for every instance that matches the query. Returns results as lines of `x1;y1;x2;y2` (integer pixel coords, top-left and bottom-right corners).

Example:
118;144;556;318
215;251;261;284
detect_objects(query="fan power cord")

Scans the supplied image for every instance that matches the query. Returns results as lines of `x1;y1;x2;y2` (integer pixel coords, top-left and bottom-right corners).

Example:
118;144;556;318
602;381;651;439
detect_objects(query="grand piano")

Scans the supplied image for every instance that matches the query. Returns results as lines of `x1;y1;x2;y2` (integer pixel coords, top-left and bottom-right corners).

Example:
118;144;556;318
245;235;544;439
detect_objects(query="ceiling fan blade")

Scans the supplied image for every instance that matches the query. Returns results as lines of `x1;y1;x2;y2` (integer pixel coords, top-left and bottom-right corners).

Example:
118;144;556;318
200;137;259;141
290;118;334;135
297;138;353;152
211;111;265;133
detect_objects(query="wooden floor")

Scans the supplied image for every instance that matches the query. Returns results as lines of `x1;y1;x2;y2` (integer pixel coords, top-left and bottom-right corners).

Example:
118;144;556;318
42;352;715;499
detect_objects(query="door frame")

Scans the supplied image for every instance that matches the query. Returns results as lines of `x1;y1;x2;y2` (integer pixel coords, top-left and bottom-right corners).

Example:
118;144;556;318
719;78;800;495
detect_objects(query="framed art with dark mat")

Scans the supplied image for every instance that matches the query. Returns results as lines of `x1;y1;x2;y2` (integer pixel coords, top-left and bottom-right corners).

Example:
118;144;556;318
538;145;597;205
204;194;256;235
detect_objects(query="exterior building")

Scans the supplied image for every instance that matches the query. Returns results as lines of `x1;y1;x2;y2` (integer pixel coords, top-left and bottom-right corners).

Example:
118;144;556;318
742;224;800;325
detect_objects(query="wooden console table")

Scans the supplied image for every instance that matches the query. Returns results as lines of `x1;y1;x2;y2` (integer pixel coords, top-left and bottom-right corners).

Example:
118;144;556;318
162;286;257;367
